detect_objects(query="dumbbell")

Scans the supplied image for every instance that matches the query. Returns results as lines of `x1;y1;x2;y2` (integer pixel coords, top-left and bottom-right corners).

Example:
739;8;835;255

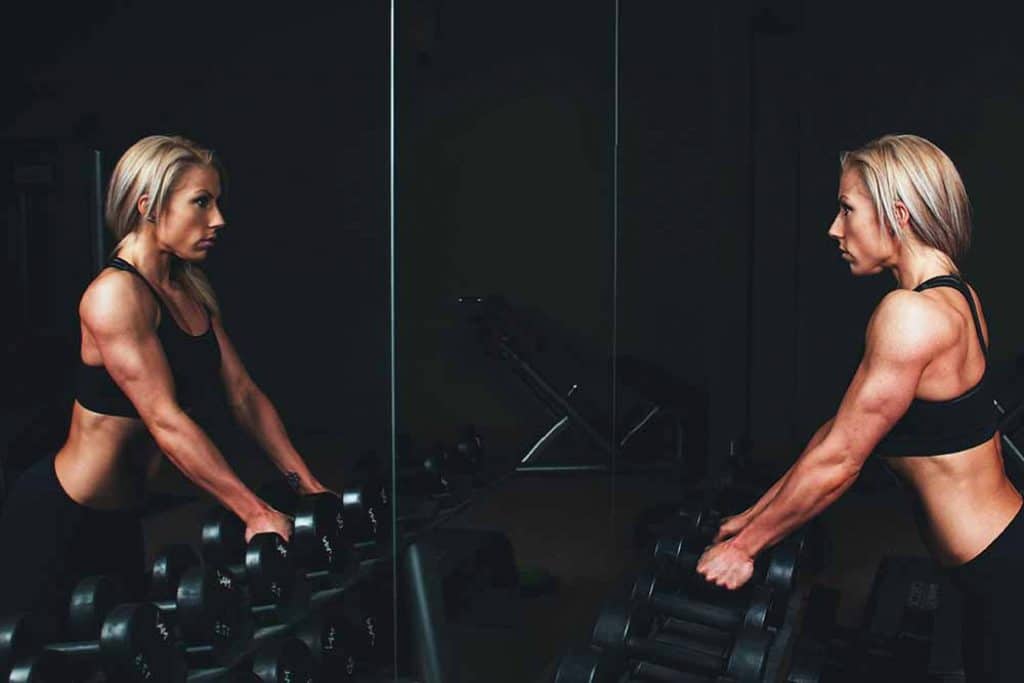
555;648;737;683
76;570;251;672
150;564;254;665
653;534;800;597
257;483;359;586
187;636;315;683
396;442;473;507
451;424;486;483
289;607;379;681
0;598;185;683
632;572;777;634
592;603;771;683
201;508;305;624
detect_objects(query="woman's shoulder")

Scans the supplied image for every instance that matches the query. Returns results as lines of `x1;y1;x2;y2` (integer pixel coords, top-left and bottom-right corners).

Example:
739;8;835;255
866;289;958;358
79;268;158;331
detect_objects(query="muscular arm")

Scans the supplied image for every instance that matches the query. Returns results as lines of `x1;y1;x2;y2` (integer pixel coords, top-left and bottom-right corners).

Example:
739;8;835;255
81;276;272;524
727;419;835;525
212;315;327;493
728;291;952;558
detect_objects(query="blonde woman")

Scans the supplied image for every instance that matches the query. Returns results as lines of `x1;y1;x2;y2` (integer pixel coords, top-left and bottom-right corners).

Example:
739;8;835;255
0;135;330;624
696;134;1021;681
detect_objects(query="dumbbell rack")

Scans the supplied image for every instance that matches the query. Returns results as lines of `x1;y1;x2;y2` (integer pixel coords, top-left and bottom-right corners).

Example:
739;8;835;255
190;550;390;681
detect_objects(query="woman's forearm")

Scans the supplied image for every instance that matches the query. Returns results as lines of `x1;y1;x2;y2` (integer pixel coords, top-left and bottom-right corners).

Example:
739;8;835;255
738;418;835;520
731;434;857;557
149;409;270;523
230;387;319;489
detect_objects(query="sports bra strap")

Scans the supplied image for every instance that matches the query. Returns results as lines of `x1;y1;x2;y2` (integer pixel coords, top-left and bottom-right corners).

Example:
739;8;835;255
914;274;988;357
108;256;166;307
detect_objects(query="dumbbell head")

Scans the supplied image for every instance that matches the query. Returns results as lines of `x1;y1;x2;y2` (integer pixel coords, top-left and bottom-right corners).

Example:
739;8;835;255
7;650;75;683
98;603;185;683
174;565;251;655
245;533;297;605
0;614;44;681
149;544;200;602
251;636;315;683
201;509;248;567
201;508;297;606
554;648;621;683
341;478;390;545
297;611;366;680
764;538;800;595
592;603;653;653
67;575;128;641
292;493;355;574
652;535;700;576
723;627;772;682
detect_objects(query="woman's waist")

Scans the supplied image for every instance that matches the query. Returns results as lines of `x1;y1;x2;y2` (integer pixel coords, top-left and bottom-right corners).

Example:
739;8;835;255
913;484;1022;567
57;429;162;509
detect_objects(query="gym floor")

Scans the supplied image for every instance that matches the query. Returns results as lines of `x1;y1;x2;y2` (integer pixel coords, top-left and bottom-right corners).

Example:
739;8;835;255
140;443;929;683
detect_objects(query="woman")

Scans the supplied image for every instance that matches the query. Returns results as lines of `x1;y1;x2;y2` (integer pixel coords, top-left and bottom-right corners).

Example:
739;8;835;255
696;134;1022;681
0;135;332;625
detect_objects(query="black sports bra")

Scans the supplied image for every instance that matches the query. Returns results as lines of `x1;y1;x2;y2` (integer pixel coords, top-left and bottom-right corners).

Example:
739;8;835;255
76;257;223;419
873;274;998;457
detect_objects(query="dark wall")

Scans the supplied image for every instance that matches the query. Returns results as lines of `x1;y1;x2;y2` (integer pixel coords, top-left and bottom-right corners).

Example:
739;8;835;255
2;3;388;463
621;1;1024;473
396;1;617;456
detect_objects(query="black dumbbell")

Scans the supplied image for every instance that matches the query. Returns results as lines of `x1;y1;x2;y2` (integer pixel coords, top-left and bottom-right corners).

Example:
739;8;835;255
452;424;485;481
152;565;254;666
5;649;76;683
592;603;770;683
396;443;473;507
554;648;621;683
653;534;800;597
74;570;251;672
290;607;379;681
633;572;777;634
148;544;201;602
201;508;305;624
555;648;737;683
0;601;185;683
187;636;315;683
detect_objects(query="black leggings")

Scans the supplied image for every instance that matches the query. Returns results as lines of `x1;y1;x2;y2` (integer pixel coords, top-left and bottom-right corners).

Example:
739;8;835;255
948;503;1024;683
0;455;145;633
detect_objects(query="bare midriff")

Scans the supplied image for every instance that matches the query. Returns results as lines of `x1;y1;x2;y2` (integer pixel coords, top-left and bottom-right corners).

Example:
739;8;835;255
54;401;163;510
885;437;1022;567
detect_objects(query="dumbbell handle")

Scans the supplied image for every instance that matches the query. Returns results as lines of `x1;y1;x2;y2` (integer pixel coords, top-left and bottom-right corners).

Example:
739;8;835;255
660;618;733;649
649;593;740;633
44;640;102;656
626;635;724;675
631;660;734;682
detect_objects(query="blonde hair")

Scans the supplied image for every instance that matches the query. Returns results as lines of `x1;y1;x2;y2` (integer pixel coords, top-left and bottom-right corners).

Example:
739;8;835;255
840;134;972;267
106;135;221;316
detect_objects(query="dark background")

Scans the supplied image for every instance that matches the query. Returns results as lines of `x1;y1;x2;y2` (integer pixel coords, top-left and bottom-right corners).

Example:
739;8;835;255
2;2;389;468
5;1;1024;680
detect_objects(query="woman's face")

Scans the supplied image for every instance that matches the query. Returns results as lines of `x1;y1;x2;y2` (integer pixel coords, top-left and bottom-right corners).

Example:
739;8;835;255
827;169;896;276
152;164;225;262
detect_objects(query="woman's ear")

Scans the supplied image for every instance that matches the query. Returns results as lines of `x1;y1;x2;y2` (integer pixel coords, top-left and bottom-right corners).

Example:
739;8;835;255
136;194;155;223
892;201;911;234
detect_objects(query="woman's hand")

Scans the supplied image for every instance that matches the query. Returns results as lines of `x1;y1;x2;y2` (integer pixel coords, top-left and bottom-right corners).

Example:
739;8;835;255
696;540;755;590
244;507;294;544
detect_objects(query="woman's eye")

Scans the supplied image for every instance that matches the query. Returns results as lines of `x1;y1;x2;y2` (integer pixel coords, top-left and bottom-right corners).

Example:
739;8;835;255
195;196;210;208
